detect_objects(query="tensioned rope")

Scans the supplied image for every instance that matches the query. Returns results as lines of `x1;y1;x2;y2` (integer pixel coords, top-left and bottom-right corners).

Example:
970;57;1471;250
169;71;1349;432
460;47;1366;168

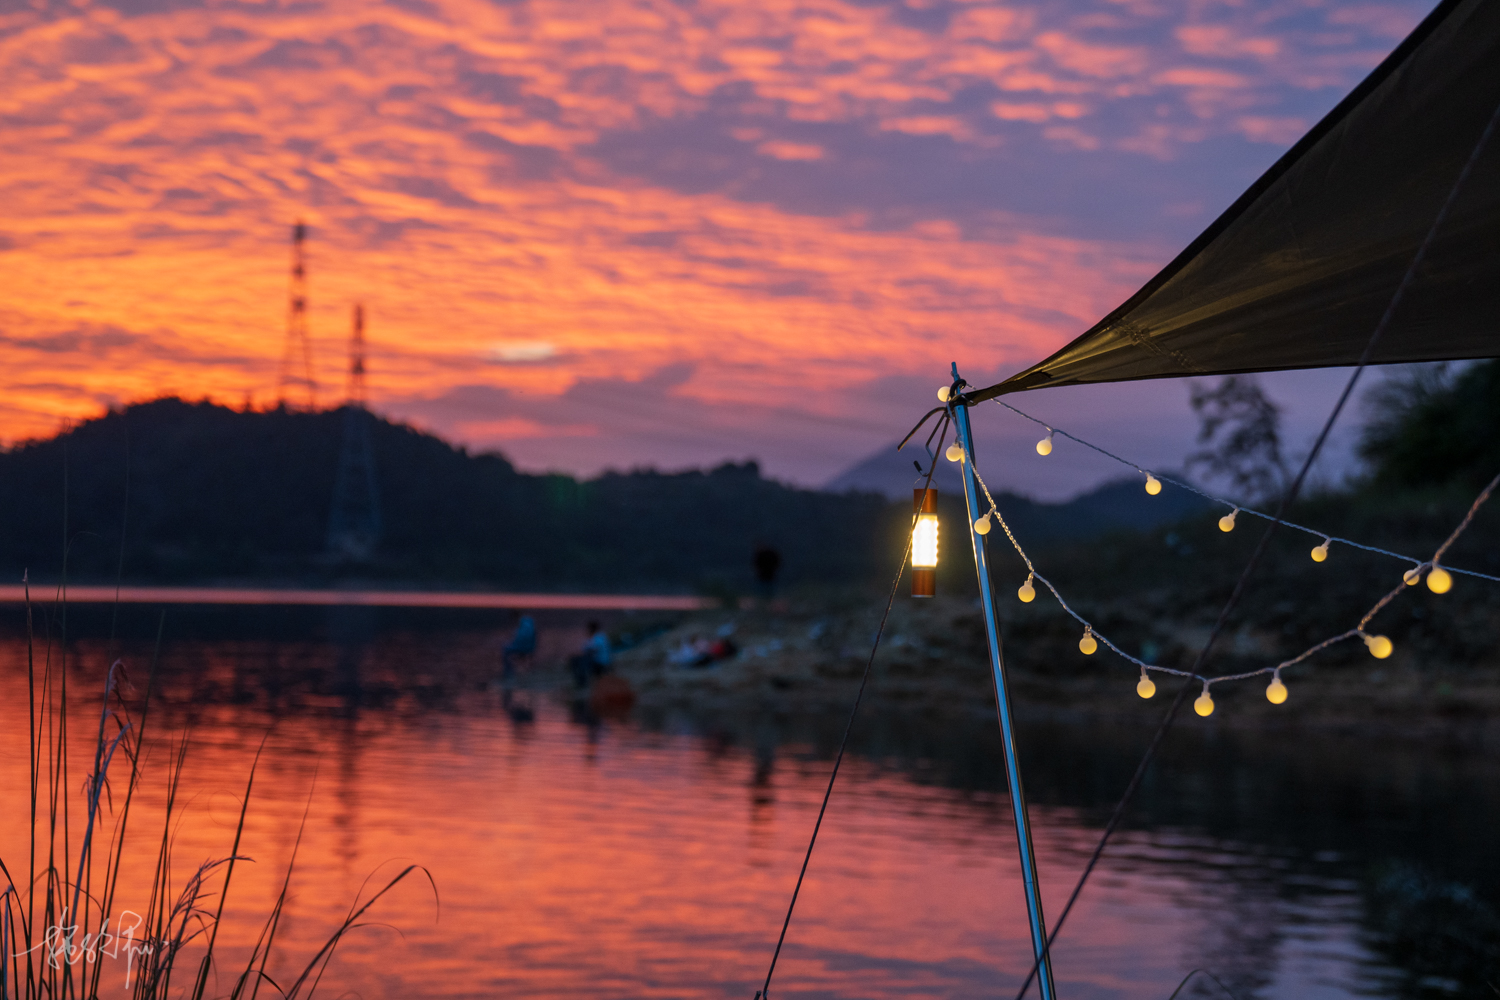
992;399;1500;584
1001;86;1500;1000
970;461;1499;690
754;411;952;1000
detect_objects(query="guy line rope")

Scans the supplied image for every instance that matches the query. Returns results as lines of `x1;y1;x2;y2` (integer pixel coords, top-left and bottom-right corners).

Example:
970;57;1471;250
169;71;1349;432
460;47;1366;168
994;398;1500;584
967;452;1500;711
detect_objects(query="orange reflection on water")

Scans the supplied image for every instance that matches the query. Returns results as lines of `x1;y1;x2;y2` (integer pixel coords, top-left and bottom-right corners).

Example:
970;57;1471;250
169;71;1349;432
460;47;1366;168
0;635;1376;999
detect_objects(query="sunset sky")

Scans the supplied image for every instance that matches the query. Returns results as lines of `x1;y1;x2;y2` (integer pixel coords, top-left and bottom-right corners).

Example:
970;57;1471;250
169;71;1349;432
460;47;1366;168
1;0;1433;496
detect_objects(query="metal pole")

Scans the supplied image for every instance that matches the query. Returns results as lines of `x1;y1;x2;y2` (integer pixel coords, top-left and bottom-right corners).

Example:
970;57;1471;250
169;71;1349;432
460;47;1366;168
952;396;1058;1000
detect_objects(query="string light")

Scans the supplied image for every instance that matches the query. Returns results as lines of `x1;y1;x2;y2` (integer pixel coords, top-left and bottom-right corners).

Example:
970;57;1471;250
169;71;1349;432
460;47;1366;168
1144;474;1162;496
1036;432;1054;456
1218;508;1238;532
1136;667;1155;699
993;398;1500;586
937;386;950;403
973;513;992;535
1266;671;1288;704
1428;565;1453;594
1194;684;1214;717
948;431;1499;718
946;441;965;462
966;458;1475;702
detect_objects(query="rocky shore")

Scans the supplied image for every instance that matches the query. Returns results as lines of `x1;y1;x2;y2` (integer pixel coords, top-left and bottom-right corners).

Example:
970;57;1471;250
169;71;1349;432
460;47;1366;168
612;595;1500;746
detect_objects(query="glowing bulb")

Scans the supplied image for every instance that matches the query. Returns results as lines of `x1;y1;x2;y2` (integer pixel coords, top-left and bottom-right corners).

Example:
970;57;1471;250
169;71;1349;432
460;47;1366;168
937;386;950;402
1364;634;1393;659
973;514;992;535
945;441;965;462
1136;669;1156;699
1018;577;1036;603
1218;509;1237;532
1403;568;1420;586
1266;675;1288;704
911;488;939;597
1145;474;1162;496
1036;433;1054;456
1427;566;1452;594
1311;540;1329;563
1194;686;1215;717
912;515;939;569
1079;629;1097;655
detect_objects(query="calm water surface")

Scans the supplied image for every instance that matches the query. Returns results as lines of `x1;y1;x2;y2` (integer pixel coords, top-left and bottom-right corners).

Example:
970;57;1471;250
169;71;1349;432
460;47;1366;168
1;612;1495;999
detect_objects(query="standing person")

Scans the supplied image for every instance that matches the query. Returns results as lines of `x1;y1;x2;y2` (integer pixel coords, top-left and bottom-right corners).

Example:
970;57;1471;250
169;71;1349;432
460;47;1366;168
753;544;782;601
501;615;537;686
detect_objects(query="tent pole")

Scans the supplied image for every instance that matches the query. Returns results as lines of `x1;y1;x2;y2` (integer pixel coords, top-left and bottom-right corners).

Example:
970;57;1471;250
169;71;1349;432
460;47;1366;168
953;397;1057;1000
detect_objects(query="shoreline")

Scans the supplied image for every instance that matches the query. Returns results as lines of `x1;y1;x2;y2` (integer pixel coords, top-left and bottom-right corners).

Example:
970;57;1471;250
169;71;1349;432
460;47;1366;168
612;598;1500;747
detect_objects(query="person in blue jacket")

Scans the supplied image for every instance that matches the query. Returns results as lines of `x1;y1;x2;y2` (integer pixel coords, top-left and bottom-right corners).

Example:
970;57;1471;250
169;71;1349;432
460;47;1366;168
502;615;537;685
571;621;612;688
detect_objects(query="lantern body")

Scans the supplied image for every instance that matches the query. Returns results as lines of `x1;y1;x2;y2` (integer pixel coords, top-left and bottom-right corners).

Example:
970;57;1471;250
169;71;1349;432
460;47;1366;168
911;487;939;597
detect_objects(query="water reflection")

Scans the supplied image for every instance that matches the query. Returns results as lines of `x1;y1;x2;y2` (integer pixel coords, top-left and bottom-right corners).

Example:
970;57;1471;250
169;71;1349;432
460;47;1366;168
0;610;1495;998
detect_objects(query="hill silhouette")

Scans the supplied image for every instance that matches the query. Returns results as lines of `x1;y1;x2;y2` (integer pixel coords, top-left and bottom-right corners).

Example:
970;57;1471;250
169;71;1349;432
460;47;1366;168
35;378;1487;594
0;399;905;592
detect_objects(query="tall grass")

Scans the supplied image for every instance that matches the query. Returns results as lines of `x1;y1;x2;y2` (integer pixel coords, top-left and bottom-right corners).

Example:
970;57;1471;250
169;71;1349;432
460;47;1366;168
0;582;434;999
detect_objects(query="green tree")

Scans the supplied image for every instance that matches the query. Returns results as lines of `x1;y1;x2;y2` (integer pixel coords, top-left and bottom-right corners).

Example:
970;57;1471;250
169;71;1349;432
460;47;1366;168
1360;360;1500;491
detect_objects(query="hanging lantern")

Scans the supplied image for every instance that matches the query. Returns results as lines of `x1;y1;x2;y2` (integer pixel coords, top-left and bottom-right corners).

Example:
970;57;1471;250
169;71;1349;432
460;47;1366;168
911;487;939;597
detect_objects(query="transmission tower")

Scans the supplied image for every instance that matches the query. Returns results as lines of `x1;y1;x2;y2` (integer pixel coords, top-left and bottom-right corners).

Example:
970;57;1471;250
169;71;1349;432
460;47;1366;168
277;220;317;409
347;303;367;405
327;303;381;561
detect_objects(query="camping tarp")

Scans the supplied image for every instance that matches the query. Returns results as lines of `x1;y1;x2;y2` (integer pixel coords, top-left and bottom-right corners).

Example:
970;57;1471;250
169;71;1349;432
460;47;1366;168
970;0;1500;403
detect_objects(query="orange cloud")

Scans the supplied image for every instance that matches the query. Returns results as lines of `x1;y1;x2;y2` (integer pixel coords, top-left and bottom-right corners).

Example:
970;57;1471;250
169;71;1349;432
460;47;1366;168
0;0;1428;480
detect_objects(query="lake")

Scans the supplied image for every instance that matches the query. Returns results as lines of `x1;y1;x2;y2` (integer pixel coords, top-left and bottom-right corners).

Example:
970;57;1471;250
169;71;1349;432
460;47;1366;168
1;606;1495;999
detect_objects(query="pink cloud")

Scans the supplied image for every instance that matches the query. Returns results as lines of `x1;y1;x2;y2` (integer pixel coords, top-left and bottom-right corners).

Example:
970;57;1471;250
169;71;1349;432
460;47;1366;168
992;102;1052;123
1035;30;1150;78
757;140;825;160
879;116;975;140
1155;67;1251;88
1176;26;1281;60
1237;115;1311;144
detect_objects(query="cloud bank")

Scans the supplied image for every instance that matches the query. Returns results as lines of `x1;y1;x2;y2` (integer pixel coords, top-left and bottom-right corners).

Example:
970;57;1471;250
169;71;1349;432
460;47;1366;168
0;0;1430;484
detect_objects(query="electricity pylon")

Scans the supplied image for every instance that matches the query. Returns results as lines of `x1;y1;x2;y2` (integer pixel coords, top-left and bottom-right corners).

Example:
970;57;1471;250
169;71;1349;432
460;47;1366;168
347;303;368;405
277;220;317;409
327;303;381;561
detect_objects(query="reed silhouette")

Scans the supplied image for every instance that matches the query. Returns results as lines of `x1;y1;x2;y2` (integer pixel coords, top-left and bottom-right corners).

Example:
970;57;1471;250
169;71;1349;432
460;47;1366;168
0;584;434;1000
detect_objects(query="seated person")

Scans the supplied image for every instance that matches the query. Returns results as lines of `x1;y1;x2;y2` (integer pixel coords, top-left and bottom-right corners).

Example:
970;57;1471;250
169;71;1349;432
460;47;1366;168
571;621;612;687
